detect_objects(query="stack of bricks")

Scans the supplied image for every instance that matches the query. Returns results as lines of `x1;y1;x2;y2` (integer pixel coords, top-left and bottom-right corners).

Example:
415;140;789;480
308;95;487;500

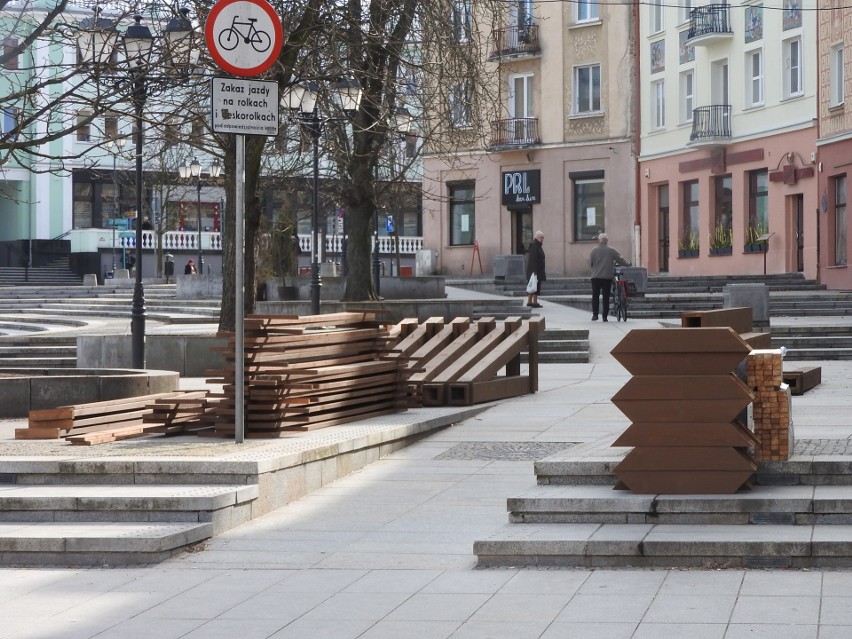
746;349;794;461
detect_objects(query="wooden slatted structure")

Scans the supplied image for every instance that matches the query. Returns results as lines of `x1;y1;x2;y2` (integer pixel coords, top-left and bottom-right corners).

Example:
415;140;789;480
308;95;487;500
390;315;545;406
610;328;758;494
18;391;211;445
207;312;410;437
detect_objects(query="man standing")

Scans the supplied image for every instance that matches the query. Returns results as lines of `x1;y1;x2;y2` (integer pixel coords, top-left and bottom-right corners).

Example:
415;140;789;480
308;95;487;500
526;231;546;308
590;233;630;321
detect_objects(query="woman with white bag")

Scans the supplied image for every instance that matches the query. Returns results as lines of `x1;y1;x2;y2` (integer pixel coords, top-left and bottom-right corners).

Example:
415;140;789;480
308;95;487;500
525;231;546;308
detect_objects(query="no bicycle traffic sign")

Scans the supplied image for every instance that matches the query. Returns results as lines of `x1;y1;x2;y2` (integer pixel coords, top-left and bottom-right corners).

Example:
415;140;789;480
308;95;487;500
205;0;283;77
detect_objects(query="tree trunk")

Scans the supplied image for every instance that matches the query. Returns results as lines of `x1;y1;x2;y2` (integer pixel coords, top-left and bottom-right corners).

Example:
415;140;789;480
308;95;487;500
343;200;378;301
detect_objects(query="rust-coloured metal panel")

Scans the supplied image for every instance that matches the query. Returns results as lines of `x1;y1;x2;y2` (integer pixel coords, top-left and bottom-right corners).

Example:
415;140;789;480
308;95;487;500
612;422;759;448
614;470;754;494
616;446;757;472
681;307;753;334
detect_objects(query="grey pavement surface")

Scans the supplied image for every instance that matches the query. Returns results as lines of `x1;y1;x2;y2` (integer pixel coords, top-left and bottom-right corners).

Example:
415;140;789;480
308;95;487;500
2;288;852;638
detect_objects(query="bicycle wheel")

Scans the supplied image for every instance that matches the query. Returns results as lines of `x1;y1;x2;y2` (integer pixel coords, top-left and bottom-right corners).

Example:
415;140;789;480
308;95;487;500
250;30;271;53
617;295;628;322
218;28;240;51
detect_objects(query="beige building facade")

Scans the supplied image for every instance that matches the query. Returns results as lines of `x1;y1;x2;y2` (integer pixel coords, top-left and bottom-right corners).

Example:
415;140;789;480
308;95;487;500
817;4;852;290
422;0;637;278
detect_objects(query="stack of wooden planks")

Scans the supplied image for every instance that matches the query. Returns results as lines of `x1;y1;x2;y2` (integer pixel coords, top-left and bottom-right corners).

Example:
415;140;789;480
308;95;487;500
747;349;793;461
389;315;545;406
208;312;410;437
17;391;212;445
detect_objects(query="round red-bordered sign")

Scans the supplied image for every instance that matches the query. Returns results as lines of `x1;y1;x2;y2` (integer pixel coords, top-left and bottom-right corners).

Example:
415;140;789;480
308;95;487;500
206;0;283;77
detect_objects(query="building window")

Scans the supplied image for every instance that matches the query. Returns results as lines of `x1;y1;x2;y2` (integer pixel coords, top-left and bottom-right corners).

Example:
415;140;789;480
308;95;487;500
3;37;19;70
680;70;694;123
681;180;699;251
746;49;763;107
76;112;92;142
516;0;534;26
449;182;475;245
449;81;472;127
783;37;802;98
452;0;471;42
573;174;605;241
651;80;665;130
509;73;534;119
835;175;848;266
713;174;732;244
748;169;769;240
577;0;599;23
574;64;601;114
1;107;19;140
650;0;664;34
104;115;118;141
679;0;693;25
830;45;844;107
405;133;418;159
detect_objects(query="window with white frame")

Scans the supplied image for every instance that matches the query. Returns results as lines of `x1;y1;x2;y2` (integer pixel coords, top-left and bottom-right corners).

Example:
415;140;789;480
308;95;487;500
783;37;802;98
1;107;19;140
651;79;665;130
574;64;601;114
830;45;844;107
679;0;694;25
76;112;92;142
449;81;472;127
746;49;763;107
509;74;534;119
516;0;534;26
3;37;20;71
577;0;599;23
452;0;471;42
449;182;475;246
679;70;694;123
650;0;664;34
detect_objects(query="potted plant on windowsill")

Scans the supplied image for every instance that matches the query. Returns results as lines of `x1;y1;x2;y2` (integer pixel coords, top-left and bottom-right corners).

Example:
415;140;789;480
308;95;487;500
709;223;733;256
678;230;700;258
744;223;768;253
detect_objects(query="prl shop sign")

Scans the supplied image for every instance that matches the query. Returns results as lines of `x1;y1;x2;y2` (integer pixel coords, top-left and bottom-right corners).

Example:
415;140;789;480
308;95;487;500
501;169;541;206
211;77;278;136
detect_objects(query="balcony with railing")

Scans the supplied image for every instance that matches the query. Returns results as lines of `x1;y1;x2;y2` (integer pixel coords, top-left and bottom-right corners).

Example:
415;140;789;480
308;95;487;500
689;105;732;146
489;24;541;59
687;4;733;45
489;118;540;150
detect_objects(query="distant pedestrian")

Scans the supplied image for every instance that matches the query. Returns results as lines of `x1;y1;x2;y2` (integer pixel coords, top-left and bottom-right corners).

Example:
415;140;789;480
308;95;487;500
526;230;546;308
184;259;197;275
590;233;630;321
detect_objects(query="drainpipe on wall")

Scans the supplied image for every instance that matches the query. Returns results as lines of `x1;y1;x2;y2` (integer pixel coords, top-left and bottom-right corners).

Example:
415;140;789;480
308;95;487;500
632;0;642;268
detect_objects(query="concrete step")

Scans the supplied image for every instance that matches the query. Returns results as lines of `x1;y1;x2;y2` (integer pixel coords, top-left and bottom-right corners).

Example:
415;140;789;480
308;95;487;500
506;484;852;525
0;484;258;566
0;521;213;566
524;351;590;364
0;357;76;368
473;522;850;569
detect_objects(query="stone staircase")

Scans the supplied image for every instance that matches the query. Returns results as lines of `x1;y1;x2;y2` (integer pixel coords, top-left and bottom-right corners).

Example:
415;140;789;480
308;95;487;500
771;326;852;361
525;328;589;364
473;447;852;569
0;258;84;287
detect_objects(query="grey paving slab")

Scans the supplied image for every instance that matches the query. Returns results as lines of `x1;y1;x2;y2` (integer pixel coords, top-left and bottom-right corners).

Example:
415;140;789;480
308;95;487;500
553;592;655;623
632;623;727;639
451;620;551;639
539;622;637;639
642;594;737;624
739;569;823;596
729;595;821;625
723;625;818;639
819;596;852;625
357;620;461;639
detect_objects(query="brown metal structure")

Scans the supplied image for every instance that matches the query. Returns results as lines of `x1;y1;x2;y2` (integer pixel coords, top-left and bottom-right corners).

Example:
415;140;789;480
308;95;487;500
611;328;757;494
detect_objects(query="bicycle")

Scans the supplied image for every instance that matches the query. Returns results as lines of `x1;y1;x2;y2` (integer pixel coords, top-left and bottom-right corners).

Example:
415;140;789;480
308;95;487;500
610;267;633;322
218;16;272;53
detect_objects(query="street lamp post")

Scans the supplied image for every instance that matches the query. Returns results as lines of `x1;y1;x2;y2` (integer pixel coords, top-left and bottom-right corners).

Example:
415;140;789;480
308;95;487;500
105;136;126;273
78;9;197;369
283;80;362;315
179;158;222;276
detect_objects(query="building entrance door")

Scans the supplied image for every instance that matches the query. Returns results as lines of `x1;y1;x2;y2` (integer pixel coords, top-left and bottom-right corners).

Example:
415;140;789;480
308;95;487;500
658;184;670;272
514;209;532;255
793;194;804;272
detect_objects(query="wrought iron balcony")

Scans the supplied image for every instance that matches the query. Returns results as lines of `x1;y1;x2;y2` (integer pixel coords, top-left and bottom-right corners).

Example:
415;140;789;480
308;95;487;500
689;105;732;146
489;118;540;149
489;24;541;59
687;4;733;45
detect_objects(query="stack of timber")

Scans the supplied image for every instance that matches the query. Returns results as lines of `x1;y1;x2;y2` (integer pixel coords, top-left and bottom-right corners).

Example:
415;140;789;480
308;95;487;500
747;349;793;461
209;312;409;437
389;315;545;407
17;391;211;445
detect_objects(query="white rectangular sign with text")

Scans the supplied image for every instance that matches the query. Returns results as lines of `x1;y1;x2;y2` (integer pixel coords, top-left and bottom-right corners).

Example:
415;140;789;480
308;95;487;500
211;77;278;136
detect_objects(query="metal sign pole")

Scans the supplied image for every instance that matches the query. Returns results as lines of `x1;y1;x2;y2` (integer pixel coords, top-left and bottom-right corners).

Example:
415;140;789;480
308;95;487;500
235;134;245;444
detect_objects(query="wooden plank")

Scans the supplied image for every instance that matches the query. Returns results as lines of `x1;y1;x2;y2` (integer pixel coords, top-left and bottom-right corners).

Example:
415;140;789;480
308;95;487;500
447;376;533;406
28;392;191;422
457;322;530;382
408;321;495;383
681;307;753;333
393;317;445;356
612;422;759;448
430;321;513;383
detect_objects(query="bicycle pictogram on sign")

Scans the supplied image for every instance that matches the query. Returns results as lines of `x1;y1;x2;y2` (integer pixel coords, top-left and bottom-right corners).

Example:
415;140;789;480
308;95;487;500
217;15;271;53
206;0;283;77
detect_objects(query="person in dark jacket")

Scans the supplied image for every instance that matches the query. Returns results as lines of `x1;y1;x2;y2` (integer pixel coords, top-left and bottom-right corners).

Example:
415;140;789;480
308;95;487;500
526;230;546;308
589;232;630;321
